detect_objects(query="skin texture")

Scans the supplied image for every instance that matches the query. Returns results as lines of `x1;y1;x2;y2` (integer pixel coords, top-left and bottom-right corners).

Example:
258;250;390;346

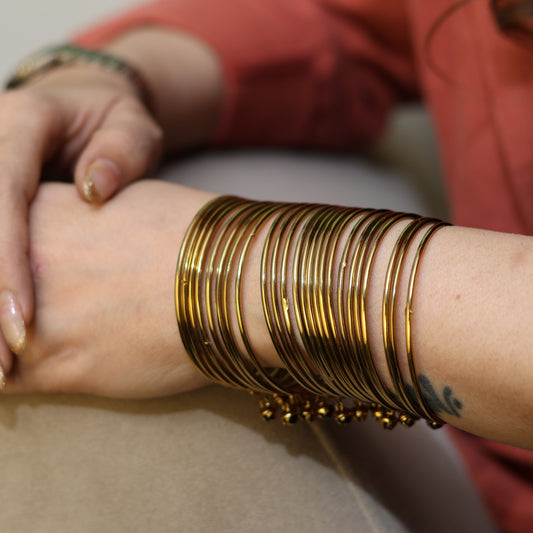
8;181;214;398
0;27;222;375
3;25;533;451
3;178;533;451
0;70;162;373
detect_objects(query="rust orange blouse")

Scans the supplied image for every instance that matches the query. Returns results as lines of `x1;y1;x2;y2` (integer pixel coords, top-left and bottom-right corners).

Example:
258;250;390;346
75;2;533;531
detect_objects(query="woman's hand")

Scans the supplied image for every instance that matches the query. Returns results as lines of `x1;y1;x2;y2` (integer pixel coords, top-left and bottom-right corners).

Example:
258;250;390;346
4;181;215;398
0;64;163;376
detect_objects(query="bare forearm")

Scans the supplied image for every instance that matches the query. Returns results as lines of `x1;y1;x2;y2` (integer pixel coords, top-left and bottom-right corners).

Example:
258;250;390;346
236;215;533;448
411;226;533;447
15;180;533;448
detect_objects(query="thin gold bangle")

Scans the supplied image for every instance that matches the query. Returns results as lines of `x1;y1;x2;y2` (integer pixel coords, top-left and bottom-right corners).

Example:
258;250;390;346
262;204;323;393
356;211;413;414
282;205;333;395
307;206;358;398
212;201;277;390
207;201;258;389
336;210;377;402
177;196;450;428
405;221;450;427
176;196;243;385
382;218;431;417
232;202;289;392
349;211;399;407
198;199;254;388
321;208;366;400
295;206;344;396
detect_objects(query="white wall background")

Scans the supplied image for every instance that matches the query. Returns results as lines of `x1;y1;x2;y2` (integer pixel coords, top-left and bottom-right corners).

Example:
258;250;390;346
0;0;137;80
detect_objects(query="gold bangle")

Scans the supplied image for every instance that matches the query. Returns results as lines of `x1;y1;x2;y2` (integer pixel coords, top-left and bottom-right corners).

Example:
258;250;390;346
405;222;449;428
292;205;343;396
209;201;266;390
177;196;244;386
264;204;326;395
336;210;376;401
176;196;450;429
382;218;430;418
353;211;410;410
318;207;364;399
305;205;357;399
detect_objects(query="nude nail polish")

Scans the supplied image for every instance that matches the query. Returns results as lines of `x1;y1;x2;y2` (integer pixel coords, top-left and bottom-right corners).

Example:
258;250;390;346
0;291;26;356
0;367;6;391
83;175;100;203
83;159;119;203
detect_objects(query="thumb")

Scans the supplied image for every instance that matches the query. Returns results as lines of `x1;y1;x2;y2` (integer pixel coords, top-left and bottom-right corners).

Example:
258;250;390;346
74;97;163;202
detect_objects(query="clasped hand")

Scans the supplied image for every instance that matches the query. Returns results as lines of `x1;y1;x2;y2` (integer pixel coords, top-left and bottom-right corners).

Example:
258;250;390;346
6;181;213;397
0;65;214;397
0;64;163;375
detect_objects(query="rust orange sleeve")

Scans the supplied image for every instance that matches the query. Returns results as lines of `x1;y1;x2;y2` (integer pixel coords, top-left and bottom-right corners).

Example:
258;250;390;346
74;0;419;149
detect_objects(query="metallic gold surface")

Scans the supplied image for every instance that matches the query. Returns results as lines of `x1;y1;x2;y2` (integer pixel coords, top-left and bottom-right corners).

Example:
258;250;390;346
175;195;448;428
82;177;101;203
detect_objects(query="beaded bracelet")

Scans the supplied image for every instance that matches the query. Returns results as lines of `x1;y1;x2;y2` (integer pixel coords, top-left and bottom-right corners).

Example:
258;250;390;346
5;44;152;110
175;196;450;430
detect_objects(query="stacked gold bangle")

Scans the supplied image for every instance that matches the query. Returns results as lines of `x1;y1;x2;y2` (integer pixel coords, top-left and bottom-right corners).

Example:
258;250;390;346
175;196;449;430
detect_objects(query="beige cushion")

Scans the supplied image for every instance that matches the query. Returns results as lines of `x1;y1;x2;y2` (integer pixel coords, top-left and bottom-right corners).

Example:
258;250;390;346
0;151;497;532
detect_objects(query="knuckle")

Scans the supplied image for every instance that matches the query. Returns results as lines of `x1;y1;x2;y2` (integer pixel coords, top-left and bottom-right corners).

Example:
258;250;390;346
140;122;164;160
0;227;25;261
0;89;51;121
93;122;163;163
0;91;55;164
24;347;85;394
0;176;19;200
0;89;33;113
0;184;27;224
93;126;133;152
145;119;163;144
29;245;47;283
115;97;164;148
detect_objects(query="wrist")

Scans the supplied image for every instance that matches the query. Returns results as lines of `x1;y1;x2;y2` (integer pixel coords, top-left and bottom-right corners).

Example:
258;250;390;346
103;27;223;150
27;63;141;98
5;44;150;107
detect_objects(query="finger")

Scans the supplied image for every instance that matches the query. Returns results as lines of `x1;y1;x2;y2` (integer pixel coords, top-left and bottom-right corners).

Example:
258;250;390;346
0;92;59;358
1;353;69;395
0;333;13;389
74;97;163;203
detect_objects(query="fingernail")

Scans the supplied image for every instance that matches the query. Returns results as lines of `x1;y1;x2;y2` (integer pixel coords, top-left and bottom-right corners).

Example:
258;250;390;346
0;367;5;391
0;291;26;356
83;159;119;203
